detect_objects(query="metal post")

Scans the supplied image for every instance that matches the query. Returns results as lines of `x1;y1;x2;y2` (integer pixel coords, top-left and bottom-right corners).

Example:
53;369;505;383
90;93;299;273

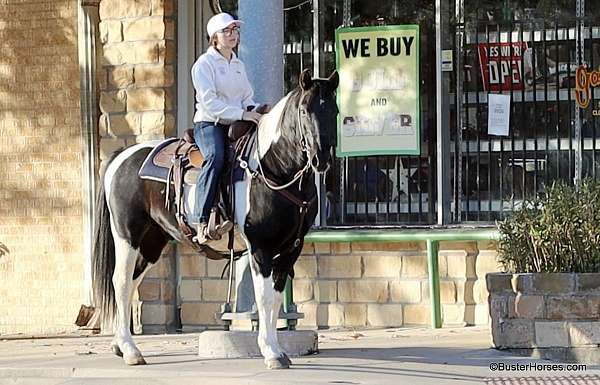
237;0;284;317
238;0;284;103
454;0;465;221
574;0;584;186
312;0;326;227
283;277;297;330
426;240;442;328
343;0;351;27
436;0;452;224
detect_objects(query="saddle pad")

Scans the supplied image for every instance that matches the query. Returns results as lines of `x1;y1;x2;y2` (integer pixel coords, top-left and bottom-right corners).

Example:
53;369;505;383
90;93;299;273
138;138;179;183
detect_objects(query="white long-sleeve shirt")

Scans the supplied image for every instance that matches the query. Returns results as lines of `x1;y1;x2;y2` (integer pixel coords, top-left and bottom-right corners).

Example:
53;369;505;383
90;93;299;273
191;46;256;124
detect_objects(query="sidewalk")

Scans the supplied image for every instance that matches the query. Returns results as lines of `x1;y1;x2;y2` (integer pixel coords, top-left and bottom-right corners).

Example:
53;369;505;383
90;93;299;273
1;326;599;385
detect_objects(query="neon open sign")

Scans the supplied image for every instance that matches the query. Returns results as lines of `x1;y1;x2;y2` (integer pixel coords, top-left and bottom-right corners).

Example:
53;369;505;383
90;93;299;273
575;65;600;114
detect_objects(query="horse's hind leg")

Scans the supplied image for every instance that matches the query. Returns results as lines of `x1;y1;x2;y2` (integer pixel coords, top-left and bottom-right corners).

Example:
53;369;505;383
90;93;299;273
249;249;288;369
111;234;146;365
110;260;152;358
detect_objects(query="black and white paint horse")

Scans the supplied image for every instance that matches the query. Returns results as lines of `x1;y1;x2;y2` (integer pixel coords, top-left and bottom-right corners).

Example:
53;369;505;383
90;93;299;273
92;69;339;368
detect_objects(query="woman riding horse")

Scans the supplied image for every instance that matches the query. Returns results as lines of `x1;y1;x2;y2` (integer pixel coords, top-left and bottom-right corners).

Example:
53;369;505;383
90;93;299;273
92;68;338;369
191;12;264;244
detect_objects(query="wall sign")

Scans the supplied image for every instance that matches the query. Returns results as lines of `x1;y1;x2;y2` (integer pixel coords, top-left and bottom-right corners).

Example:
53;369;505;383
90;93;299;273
575;65;600;116
335;25;420;156
478;42;530;92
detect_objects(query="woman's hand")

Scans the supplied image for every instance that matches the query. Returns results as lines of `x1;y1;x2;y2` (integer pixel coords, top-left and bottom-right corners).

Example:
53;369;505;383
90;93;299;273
242;110;262;124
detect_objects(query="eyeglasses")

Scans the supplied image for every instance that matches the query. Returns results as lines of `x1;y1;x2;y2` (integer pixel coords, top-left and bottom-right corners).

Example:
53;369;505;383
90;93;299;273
219;26;240;36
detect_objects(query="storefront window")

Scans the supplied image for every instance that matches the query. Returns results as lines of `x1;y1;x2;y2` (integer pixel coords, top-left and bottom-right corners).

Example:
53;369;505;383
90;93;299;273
312;0;437;225
452;0;599;222
212;0;600;226
464;0;576;22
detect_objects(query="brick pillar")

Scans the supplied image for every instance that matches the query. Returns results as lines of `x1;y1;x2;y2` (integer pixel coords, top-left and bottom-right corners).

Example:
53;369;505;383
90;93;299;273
97;0;177;333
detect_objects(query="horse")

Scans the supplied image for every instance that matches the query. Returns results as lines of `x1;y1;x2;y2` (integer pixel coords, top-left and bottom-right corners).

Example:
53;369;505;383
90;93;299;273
91;69;339;369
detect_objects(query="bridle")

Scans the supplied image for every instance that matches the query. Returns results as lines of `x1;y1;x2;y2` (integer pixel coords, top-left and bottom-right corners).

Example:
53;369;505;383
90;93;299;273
238;89;325;250
240;89;319;192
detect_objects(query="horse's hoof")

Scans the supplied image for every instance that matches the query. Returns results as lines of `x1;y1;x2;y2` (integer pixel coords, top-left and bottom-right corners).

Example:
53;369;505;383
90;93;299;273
265;356;290;370
111;344;123;357
124;354;147;366
281;352;292;366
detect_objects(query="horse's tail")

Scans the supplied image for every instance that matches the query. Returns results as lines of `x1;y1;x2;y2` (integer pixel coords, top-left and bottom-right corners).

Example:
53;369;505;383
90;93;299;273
92;149;122;332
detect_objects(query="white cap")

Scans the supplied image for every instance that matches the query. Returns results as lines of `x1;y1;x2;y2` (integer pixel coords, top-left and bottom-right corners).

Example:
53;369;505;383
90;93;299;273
206;13;244;38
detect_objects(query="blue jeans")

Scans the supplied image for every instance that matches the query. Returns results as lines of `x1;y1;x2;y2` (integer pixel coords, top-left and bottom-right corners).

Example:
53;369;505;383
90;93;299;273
191;121;226;224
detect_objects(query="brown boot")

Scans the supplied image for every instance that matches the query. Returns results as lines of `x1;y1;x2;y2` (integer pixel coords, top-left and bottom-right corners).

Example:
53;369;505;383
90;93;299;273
193;223;211;245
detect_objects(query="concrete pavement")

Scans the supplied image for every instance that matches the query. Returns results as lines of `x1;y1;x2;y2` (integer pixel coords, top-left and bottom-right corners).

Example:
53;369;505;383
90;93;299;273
1;326;599;385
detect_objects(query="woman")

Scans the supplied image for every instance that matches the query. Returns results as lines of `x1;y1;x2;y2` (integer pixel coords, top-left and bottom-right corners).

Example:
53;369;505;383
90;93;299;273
191;12;262;244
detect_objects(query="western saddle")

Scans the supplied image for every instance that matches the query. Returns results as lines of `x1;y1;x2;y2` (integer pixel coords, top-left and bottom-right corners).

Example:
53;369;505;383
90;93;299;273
138;105;268;252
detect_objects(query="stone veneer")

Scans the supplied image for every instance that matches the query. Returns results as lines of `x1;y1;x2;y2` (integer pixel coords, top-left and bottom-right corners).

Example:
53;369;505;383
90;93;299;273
97;0;177;333
97;0;176;159
487;272;600;363
175;240;500;330
0;0;85;334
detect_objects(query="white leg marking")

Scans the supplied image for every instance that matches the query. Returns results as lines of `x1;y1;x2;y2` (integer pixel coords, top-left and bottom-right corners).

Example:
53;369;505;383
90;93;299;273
270;289;284;351
110;262;153;357
110;223;146;365
250;261;283;361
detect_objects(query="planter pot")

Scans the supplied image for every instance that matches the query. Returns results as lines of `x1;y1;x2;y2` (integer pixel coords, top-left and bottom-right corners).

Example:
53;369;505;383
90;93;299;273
486;272;600;364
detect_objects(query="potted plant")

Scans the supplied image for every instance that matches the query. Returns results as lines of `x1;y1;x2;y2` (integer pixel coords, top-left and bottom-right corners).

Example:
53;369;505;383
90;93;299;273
488;180;600;363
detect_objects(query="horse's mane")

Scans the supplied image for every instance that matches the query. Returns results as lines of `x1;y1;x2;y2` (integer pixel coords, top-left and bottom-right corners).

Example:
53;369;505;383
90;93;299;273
255;86;309;178
257;80;332;179
278;86;314;143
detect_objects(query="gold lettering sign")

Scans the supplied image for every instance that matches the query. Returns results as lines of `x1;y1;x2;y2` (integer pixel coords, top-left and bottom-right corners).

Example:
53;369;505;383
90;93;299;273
575;65;600;109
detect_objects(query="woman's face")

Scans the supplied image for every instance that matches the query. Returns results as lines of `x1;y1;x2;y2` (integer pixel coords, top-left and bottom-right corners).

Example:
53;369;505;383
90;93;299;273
215;24;240;50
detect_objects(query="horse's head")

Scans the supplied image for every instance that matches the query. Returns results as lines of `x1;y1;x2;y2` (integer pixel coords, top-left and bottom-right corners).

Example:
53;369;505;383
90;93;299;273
297;69;339;173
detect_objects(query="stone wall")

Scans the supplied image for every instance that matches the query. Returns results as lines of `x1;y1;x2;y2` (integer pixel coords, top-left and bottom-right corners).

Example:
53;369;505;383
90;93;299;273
97;0;178;333
176;240;500;330
177;243;234;331
0;1;84;334
97;0;176;159
488;272;600;363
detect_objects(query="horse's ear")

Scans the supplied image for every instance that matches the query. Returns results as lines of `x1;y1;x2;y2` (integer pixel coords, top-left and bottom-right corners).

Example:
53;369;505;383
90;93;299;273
328;70;339;90
299;69;313;91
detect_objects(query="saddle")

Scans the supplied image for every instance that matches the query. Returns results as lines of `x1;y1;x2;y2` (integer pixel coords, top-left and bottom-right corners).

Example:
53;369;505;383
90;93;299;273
138;106;268;257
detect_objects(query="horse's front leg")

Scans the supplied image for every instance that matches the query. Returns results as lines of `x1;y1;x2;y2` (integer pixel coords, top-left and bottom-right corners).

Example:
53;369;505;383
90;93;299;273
111;235;146;365
249;250;288;369
271;272;293;366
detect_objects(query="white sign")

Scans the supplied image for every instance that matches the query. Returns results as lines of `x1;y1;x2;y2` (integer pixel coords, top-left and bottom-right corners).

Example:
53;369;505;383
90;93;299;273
487;94;511;136
442;49;453;72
